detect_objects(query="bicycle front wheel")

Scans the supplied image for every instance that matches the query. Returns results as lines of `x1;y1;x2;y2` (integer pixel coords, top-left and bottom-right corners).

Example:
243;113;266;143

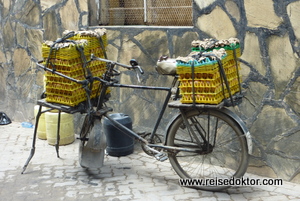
166;109;249;191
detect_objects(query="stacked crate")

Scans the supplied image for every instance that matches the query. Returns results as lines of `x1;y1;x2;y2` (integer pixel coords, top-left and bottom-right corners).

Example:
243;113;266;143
42;29;108;107
177;38;241;104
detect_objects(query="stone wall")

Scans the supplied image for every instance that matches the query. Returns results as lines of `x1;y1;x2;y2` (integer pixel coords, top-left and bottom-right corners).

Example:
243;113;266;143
1;0;300;183
0;0;89;121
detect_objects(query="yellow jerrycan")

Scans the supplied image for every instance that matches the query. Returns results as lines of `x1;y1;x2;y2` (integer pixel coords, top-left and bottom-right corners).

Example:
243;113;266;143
45;111;75;145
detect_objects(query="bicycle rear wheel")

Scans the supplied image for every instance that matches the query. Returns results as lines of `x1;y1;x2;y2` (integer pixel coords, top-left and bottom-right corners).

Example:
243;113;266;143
166;109;248;191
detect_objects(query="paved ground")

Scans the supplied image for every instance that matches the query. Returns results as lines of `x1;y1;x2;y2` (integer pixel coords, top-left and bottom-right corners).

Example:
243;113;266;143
1;122;300;201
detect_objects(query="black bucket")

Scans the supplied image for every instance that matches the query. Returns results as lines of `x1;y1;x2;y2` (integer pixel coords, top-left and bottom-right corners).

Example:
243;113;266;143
103;113;134;157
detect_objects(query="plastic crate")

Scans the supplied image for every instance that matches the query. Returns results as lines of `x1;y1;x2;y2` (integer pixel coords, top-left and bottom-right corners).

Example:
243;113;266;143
46;88;86;107
177;52;241;105
180;91;225;104
42;29;108;107
67;29;108;58
177;59;220;80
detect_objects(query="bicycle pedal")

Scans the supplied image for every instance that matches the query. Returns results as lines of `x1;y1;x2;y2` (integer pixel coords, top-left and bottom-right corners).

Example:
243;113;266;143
155;153;168;162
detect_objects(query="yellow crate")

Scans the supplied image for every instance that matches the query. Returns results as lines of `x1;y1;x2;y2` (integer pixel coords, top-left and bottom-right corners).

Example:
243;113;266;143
181;91;225;104
46;87;86;107
177;53;241;104
43;58;83;68
45;68;84;78
180;82;240;105
42;30;108;107
179;79;221;93
45;80;110;106
69;30;108;58
46;94;86;107
225;46;241;58
179;76;240;97
46;82;82;92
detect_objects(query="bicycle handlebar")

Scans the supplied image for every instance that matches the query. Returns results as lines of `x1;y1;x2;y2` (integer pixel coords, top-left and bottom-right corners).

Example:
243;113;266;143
92;55;144;74
37;54;144;86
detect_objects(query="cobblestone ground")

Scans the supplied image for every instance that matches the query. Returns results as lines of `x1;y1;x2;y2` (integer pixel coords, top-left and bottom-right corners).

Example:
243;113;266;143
1;122;300;201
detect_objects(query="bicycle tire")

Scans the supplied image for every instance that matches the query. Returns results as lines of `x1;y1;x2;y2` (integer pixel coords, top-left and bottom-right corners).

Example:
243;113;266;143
166;109;249;191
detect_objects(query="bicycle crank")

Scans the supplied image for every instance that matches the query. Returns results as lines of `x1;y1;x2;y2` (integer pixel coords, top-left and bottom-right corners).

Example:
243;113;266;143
140;133;162;156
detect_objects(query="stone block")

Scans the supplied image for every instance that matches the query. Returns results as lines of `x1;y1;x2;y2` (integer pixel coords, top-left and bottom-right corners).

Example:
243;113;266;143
81;14;88;28
237;81;267;122
16;0;40;27
106;44;119;61
26;29;43;60
273;130;300;157
119;34;143;64
266;153;300;180
225;0;241;22
78;0;88;12
285;77;300;116
43;10;60;41
287;1;300;42
16;23;26;47
268;34;299;99
250;106;296;148
40;0;61;10
194;0;216;9
134;30;169;64
240;63;251;81
244;0;282;29
172;31;199;57
88;0;100;26
241;32;266;76
0;50;8;103
196;6;237;39
3;20;14;49
2;0;11;18
13;48;31;78
60;0;79;31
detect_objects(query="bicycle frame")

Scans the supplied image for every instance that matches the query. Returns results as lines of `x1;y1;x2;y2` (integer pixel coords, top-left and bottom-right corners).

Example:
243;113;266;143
39;56;209;153
89;56;177;146
106;83;172;144
96;81;212;156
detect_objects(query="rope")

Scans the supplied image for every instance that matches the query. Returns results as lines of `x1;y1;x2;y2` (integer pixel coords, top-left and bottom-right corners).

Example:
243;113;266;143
232;45;242;95
191;59;196;107
216;57;234;105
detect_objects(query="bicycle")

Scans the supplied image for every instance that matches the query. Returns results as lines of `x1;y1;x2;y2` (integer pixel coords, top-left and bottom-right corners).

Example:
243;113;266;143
22;38;252;191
